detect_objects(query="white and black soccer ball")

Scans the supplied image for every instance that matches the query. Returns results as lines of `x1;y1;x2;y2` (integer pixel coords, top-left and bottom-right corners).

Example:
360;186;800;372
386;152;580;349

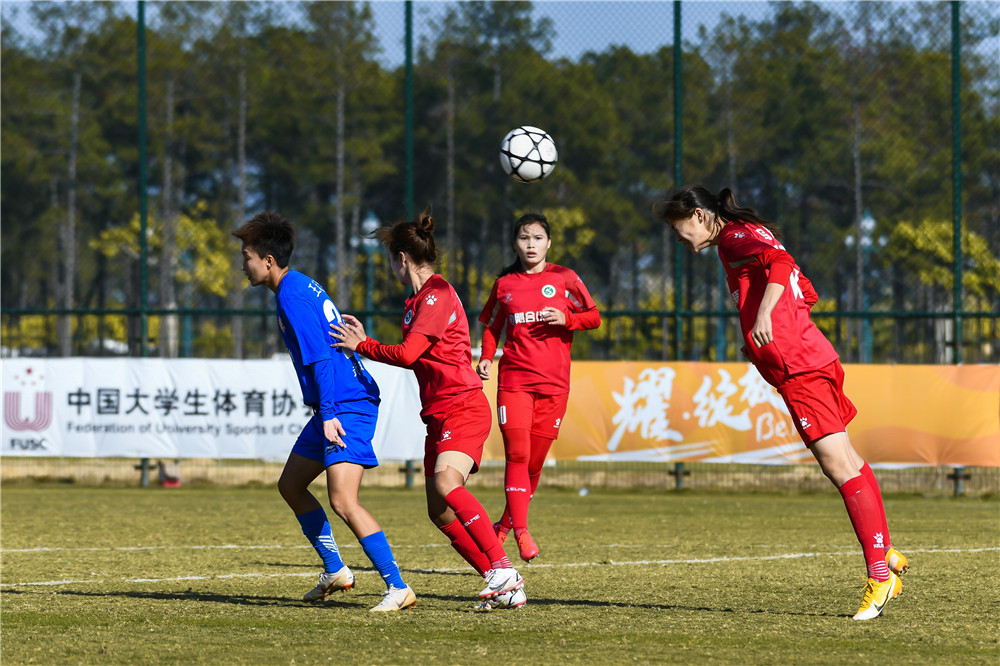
499;126;558;183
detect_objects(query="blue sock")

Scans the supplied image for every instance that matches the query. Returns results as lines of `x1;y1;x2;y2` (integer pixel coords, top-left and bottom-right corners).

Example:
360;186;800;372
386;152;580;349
296;507;344;573
359;531;406;589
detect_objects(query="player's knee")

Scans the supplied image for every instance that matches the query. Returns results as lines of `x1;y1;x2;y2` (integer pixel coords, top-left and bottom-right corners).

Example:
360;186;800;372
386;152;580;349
276;477;295;502
504;452;529;464
327;494;357;520
433;473;460;499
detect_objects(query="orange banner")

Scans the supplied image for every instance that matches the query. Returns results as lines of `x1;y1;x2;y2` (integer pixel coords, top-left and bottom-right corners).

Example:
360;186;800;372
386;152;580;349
480;363;1000;467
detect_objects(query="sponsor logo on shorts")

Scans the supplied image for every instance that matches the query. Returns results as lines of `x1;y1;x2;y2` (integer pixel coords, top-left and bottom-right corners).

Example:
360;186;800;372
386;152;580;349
440;430;452;441
799;416;812;430
554;418;561;429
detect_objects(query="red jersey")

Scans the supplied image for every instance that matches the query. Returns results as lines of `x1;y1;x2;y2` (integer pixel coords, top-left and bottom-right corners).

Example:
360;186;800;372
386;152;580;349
717;220;837;388
397;274;481;417
478;263;600;394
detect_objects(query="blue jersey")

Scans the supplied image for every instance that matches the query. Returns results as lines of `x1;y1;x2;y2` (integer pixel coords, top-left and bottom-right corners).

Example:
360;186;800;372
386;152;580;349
275;270;379;419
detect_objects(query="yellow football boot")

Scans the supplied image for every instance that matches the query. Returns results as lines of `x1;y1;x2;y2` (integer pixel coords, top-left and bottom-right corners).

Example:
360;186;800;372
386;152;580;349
886;547;909;576
852;572;899;621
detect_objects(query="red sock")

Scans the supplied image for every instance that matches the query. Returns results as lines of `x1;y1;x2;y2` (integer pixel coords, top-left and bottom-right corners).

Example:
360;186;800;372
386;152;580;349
859;462;892;551
498;506;512;530
439;518;490;575
444;487;510;568
499;435;553;530
838;475;891;581
527;434;554;495
503;429;532;531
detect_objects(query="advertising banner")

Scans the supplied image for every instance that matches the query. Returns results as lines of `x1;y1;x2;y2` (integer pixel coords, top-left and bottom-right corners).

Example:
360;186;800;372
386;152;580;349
3;359;997;466
486;362;999;467
1;358;424;461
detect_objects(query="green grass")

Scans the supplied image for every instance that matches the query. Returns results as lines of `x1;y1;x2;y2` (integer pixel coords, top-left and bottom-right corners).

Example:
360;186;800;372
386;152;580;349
2;485;998;664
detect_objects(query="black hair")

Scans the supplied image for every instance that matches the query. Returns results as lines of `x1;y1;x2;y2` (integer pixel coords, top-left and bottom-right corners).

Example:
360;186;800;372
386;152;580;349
499;212;551;277
232;211;295;267
652;185;783;239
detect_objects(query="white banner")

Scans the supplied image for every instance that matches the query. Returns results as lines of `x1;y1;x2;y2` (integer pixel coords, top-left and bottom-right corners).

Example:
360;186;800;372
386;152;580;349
0;358;425;461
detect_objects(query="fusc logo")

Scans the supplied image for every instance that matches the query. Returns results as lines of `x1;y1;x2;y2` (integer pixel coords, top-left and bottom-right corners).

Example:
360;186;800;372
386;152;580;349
4;392;53;431
9;437;48;451
541;284;556;298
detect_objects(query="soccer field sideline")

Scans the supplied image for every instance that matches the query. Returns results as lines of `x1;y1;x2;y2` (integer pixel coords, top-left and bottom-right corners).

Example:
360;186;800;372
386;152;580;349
3;544;996;588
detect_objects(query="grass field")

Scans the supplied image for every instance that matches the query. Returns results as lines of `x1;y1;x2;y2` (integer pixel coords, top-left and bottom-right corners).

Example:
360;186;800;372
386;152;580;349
2;484;998;664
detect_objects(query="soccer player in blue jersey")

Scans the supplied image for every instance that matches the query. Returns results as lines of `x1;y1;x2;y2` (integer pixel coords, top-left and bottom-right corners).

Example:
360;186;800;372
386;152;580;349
233;211;416;612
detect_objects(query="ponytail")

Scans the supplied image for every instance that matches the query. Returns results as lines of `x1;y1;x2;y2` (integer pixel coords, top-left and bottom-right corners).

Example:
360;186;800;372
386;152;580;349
653;185;782;239
376;205;438;266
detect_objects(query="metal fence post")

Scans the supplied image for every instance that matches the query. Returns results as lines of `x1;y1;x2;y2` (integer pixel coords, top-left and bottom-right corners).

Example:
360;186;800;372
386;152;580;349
948;466;970;497
672;0;684;361
137;0;149;359
951;0;963;364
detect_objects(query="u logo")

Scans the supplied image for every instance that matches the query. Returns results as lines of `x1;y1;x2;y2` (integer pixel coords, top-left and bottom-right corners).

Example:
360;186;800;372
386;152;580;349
4;392;53;431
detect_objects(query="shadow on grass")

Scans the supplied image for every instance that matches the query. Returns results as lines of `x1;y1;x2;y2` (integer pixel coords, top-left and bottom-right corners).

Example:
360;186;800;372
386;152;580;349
1;587;367;609
1;587;847;617
506;596;847;618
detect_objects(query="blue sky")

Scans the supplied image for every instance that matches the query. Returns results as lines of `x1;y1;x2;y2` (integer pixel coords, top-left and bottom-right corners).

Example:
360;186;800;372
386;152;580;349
367;0;778;65
367;1;998;67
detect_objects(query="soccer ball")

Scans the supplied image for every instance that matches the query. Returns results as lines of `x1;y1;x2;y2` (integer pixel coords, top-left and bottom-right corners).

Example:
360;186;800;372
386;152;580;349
499;126;558;183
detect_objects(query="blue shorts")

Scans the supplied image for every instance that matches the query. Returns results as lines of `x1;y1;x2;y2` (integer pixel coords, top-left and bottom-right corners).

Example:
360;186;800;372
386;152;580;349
292;409;380;469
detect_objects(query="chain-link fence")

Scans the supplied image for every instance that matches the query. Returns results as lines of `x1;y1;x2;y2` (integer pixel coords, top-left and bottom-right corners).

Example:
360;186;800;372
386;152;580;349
1;2;998;491
2;0;997;364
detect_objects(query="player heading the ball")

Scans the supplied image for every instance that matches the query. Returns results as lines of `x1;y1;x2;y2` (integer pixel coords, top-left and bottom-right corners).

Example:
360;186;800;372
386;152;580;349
654;185;908;621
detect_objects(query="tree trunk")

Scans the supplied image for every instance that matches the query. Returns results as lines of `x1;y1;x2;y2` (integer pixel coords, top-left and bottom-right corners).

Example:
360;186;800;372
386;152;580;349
232;58;248;359
334;83;348;306
446;69;456;282
160;74;179;358
58;70;82;357
346;171;360;307
852;102;863;363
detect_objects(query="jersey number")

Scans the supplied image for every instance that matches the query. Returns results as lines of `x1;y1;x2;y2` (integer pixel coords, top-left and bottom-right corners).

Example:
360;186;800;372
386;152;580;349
323;299;365;372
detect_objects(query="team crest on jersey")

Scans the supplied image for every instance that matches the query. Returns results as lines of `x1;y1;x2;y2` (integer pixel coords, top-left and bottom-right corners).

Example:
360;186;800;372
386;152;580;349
733;232;745;238
404;310;414;325
541;284;556;298
503;292;513;303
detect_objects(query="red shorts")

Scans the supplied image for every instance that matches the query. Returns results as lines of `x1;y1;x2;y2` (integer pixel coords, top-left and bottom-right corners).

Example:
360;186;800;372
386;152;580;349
778;360;858;445
496;390;569;439
422;390;492;477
